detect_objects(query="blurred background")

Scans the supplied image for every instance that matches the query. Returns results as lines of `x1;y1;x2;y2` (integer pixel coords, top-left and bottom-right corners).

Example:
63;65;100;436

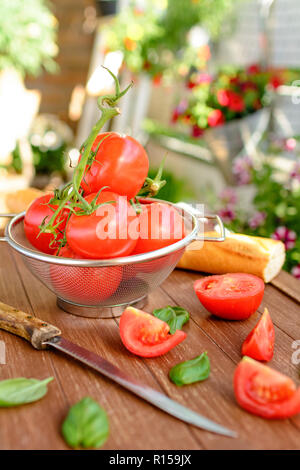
1;0;300;276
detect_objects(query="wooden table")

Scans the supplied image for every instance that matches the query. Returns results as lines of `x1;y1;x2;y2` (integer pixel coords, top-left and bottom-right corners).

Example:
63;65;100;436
0;242;300;450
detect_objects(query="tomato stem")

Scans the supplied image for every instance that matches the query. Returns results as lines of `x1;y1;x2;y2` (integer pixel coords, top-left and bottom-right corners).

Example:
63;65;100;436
38;68;133;241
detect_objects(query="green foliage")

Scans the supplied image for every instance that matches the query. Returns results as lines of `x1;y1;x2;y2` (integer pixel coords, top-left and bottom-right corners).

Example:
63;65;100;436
0;0;58;76
105;0;241;80
148;166;195;202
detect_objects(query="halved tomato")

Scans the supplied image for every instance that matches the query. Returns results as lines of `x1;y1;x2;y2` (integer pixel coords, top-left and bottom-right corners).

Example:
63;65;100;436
119;306;186;357
234;357;300;419
242;308;275;361
194;273;264;320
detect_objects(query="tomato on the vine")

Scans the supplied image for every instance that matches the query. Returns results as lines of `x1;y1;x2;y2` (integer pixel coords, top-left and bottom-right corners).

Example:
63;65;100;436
66;191;138;259
234;357;300;419
50;245;122;304
24;193;69;254
119;306;186;357
133;202;186;255
81;132;149;200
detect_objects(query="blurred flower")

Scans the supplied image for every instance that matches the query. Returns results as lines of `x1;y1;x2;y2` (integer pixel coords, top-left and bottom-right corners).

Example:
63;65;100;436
284;138;297;152
232;155;253;185
228;91;245;112
171;99;188;123
271;226;297;250
207;109;224;127
152;73;162;87
218;206;236;223
187;73;212;89
124;37;137;51
247;64;261;74
269;75;283;89
291;265;300;279
197;44;211;62
217;89;230;106
290;162;300;182
191;124;204;138
219;188;237;205
249;211;266;229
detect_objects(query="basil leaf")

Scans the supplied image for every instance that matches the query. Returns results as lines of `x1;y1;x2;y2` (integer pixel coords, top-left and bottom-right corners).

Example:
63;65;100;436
169;352;210;386
0;377;53;407
153;305;189;334
62;397;109;449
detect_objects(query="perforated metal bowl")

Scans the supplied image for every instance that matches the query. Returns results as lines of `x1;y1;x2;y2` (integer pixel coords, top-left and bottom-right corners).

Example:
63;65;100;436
0;200;225;318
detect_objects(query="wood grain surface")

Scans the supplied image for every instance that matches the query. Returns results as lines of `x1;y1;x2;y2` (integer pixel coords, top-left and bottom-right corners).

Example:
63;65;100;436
0;243;300;450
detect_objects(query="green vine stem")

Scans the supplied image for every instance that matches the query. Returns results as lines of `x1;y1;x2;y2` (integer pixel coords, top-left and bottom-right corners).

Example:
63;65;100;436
38;67;133;238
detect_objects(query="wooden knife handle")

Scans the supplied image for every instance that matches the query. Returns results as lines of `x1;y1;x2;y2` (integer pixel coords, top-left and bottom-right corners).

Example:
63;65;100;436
0;301;61;349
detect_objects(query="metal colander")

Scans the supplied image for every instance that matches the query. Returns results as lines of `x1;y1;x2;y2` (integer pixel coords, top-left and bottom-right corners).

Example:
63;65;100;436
0;200;224;318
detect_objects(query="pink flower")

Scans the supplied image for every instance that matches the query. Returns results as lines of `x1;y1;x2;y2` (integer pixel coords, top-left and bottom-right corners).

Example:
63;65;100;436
191;124;204;138
290;162;300;182
218;206;236;224
291;265;300;279
284;138;297;152
249;211;266;229
219;188;237;205
187;73;212;89
232;155;253;185
271;226;297;250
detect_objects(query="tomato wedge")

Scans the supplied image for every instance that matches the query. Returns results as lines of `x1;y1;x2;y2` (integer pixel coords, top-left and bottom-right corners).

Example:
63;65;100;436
242;308;275;361
119;307;186;357
194;273;264;320
234;357;300;419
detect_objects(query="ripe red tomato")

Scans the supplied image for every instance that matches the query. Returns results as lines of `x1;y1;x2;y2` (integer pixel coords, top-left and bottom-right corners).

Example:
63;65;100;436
242;308;275;361
194;273;264;320
50;245;122;304
234;357;300;419
133;202;186;255
24;193;68;254
66;191;138;259
80;132;149;200
119;306;186;357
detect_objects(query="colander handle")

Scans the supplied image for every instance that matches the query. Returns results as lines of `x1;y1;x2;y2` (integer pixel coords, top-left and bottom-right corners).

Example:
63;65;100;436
197;214;226;242
0;213;17;242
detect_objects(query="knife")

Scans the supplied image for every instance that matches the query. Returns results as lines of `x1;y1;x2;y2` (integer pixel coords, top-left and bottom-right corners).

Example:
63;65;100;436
0;301;236;438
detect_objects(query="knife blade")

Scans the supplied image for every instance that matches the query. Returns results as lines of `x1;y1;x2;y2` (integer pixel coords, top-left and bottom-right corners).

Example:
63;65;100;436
0;300;236;438
45;336;236;438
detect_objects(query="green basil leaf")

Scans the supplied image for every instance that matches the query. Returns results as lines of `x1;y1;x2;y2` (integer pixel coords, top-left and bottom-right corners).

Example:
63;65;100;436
62;397;109;449
169;352;210;386
0;377;53;407
153;305;189;334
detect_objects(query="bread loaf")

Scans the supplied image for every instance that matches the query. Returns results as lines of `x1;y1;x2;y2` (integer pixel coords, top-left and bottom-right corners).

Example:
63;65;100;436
177;231;285;283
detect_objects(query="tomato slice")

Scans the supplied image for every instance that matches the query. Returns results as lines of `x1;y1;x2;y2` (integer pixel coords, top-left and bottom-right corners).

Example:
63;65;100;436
119;307;186;357
194;273;264;320
234;357;300;419
242;308;275;361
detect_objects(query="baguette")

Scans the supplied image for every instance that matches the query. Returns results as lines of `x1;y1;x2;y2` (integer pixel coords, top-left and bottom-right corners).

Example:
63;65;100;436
5;188;44;214
177;231;285;283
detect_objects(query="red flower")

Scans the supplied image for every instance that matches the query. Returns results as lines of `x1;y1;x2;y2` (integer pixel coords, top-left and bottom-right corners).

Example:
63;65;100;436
152;74;162;87
247;64;261;75
269;75;283;89
207;109;225;127
217;89;230;106
228;91;245;112
191;124;204;138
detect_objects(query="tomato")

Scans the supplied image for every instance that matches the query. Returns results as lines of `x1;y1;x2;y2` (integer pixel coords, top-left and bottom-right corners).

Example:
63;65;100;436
50;245;122;304
24;193;68;254
234;357;300;419
133;202;186;255
194;273;264;320
119;306;187;357
66;191;138;259
80;132;149;200
242;308;275;361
